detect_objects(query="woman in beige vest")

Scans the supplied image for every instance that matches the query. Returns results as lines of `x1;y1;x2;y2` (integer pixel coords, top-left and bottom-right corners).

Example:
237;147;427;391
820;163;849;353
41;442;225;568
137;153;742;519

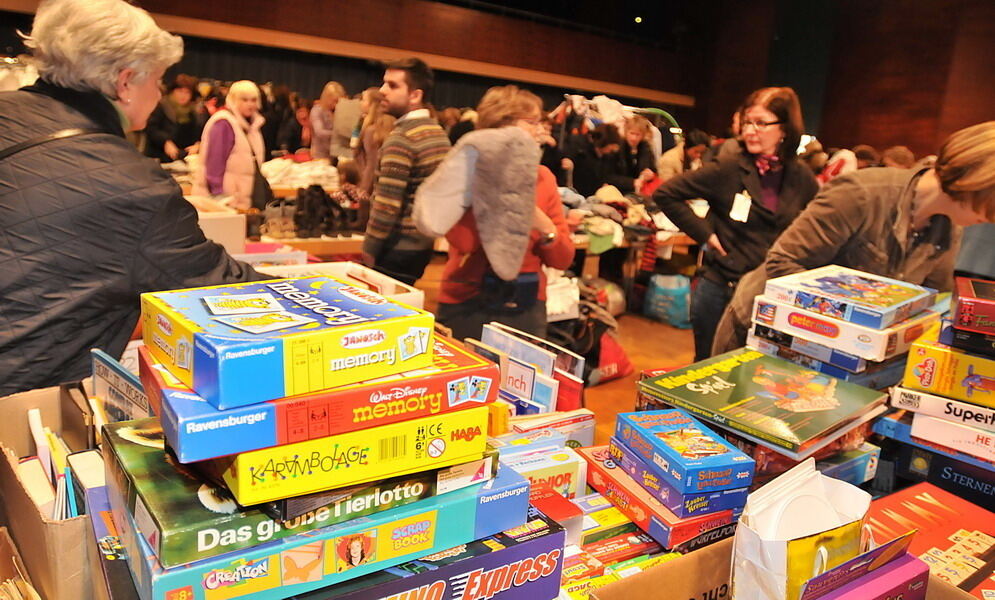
193;80;265;209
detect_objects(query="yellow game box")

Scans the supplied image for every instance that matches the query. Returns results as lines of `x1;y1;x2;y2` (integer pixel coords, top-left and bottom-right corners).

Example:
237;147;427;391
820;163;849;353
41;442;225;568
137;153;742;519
904;321;995;407
214;405;491;505
141;276;434;409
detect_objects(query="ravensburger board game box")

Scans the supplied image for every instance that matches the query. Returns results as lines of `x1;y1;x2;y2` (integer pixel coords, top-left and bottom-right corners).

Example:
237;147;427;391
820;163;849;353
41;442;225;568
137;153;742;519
141;276;434;409
212;405;491;505
101;418;499;566
614;410;755;493
108;461;530;600
607;438;749;517
752;295;939;362
292;505;565;600
763;265;937;329
638;349;887;456
139;336;497;462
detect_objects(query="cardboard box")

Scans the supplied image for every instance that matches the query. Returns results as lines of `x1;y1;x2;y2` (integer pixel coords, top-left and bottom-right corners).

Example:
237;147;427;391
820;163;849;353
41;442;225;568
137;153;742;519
141;276;435;409
763;265;937;329
590;538;974;600
751;323;871;372
815;553;929;600
102;418;496;567
910;414;995;462
110;463;531;600
0;527;38;596
257;261;425;309
583;531;661;567
489;428;568;457
943;322;995;359
954;277;995;336
615;410;755;493
141;336;497;462
753;295;940;361
562;545;606;583
905;321;995;407
815;442;880;486
530;483;584;546
290;505;565;600
196;211;246;255
872;412;995;473
0;385;94;600
213;405;490;505
607;438;749;517
580;506;637;546
576;447;734;549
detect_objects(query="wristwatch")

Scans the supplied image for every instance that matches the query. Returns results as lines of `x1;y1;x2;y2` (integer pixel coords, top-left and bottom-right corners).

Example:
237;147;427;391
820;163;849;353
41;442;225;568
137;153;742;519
540;231;556;246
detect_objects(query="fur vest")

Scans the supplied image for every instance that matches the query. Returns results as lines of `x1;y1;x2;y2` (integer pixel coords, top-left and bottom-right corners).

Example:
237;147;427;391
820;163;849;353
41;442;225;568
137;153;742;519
194;109;265;209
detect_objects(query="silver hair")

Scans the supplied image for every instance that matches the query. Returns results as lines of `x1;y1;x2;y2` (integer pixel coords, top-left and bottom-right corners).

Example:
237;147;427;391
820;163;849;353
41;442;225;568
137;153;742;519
22;0;183;97
225;80;261;109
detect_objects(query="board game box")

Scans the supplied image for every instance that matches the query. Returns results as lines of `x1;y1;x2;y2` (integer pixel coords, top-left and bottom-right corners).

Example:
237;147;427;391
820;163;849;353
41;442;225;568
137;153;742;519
638;349;888;456
910;414;995;462
92;349;153;422
763;265;937;329
954;277;995;336
212;406;491;505
944;322;995;360
750;323;871;373
139;336;497;463
102;417;501;567
752;295;940;362
891;386;995;433
864;483;995;599
893;443;995;509
872;411;995;474
607;437;749;517
110;462;531;600
747;333;906;389
293;505;565;600
576;446;735;550
502;447;587;498
141;276;435;409
614;410;755;493
904;321;995;407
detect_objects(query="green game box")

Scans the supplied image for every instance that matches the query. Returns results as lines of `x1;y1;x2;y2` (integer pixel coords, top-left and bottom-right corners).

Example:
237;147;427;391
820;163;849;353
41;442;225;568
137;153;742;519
638;349;887;457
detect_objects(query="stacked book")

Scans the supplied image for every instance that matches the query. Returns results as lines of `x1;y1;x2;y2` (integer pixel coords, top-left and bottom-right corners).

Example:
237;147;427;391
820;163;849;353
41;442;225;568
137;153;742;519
637;348;889;487
877;276;994;504
747;265;941;390
569;409;755;557
102;276;536;600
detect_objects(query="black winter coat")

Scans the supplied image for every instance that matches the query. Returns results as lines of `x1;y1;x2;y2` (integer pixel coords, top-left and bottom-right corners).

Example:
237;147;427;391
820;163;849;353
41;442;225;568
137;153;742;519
0;80;262;396
653;151;818;285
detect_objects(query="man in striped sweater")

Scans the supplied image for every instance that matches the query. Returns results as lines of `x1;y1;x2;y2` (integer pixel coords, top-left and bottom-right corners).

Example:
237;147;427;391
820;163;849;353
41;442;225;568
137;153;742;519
362;58;451;285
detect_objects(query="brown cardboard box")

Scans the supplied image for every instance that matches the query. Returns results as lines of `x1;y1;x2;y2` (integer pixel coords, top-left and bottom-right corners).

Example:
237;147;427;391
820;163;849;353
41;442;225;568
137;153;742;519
0;385;94;600
0;526;37;592
591;538;973;600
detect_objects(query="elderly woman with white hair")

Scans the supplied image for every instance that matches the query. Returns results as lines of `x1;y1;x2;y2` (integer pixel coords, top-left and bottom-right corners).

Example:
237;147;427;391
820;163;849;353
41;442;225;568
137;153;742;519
0;0;261;397
193;80;267;209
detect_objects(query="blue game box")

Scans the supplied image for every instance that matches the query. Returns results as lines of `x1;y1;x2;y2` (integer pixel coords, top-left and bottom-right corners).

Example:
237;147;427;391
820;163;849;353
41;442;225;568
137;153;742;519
615;410;755;494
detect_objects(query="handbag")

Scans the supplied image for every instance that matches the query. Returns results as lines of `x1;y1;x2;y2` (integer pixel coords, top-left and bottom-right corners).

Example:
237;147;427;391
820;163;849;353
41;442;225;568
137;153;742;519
250;160;275;212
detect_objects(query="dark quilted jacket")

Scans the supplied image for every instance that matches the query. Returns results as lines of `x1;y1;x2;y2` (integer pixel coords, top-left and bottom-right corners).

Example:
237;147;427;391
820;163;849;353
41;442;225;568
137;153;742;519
0;80;262;396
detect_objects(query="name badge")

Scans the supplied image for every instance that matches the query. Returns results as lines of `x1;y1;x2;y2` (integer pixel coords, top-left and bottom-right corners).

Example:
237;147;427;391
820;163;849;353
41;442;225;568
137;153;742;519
730;191;752;223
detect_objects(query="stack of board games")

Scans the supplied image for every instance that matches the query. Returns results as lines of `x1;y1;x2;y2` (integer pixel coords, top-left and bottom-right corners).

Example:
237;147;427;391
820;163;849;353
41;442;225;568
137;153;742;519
638;348;889;462
102;275;535;600
747;265;940;387
879;317;994;500
865;482;994;599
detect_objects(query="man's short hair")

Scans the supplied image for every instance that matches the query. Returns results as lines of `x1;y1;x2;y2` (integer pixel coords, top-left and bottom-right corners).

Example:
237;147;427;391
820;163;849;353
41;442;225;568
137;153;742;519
383;57;434;102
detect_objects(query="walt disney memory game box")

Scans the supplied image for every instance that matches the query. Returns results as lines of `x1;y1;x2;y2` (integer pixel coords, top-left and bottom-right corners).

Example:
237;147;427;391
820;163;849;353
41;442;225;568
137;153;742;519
141;276;435;409
763;265;937;330
109;461;530;600
139;336;497;463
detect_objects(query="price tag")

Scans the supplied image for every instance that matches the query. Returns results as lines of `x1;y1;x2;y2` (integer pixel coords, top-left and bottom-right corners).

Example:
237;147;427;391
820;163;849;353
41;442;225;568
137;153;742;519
730;191;752;223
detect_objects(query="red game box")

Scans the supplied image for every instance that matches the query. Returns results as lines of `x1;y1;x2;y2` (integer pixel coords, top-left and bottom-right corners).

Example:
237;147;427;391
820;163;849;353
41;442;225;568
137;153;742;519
955;277;995;336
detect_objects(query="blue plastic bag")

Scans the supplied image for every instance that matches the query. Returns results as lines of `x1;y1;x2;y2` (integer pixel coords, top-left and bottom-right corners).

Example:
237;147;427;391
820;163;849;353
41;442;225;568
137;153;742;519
643;274;692;328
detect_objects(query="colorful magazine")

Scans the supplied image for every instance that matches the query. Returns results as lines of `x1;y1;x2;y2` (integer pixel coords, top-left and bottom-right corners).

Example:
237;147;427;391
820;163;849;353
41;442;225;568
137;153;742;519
638;349;887;455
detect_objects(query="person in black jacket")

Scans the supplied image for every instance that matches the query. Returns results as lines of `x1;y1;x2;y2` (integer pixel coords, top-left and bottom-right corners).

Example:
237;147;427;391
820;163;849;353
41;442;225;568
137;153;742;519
564;123;623;198
653;87;818;360
144;74;202;162
610;115;657;193
0;0;262;396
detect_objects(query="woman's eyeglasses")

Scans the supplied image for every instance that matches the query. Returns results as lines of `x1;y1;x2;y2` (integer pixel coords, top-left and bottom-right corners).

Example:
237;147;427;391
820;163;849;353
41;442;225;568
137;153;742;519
742;119;783;132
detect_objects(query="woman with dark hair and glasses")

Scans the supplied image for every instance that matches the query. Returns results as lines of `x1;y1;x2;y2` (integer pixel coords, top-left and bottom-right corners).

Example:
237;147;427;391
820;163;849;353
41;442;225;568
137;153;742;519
652;87;818;361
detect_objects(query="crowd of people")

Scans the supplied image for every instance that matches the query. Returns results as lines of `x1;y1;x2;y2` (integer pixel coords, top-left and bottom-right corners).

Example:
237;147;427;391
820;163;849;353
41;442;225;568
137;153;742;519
1;0;994;398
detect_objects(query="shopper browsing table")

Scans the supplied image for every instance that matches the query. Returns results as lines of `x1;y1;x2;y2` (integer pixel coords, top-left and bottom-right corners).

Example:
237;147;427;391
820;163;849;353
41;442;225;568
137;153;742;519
414;86;574;340
653;87;818;361
0;0;262;397
711;121;995;354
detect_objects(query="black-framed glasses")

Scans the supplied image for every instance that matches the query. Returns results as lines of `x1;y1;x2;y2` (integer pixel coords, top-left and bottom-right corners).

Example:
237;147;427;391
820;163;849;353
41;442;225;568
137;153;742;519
742;119;783;132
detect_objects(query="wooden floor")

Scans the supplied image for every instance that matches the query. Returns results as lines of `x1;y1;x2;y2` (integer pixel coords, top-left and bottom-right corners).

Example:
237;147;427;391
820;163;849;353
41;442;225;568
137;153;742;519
419;255;695;445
